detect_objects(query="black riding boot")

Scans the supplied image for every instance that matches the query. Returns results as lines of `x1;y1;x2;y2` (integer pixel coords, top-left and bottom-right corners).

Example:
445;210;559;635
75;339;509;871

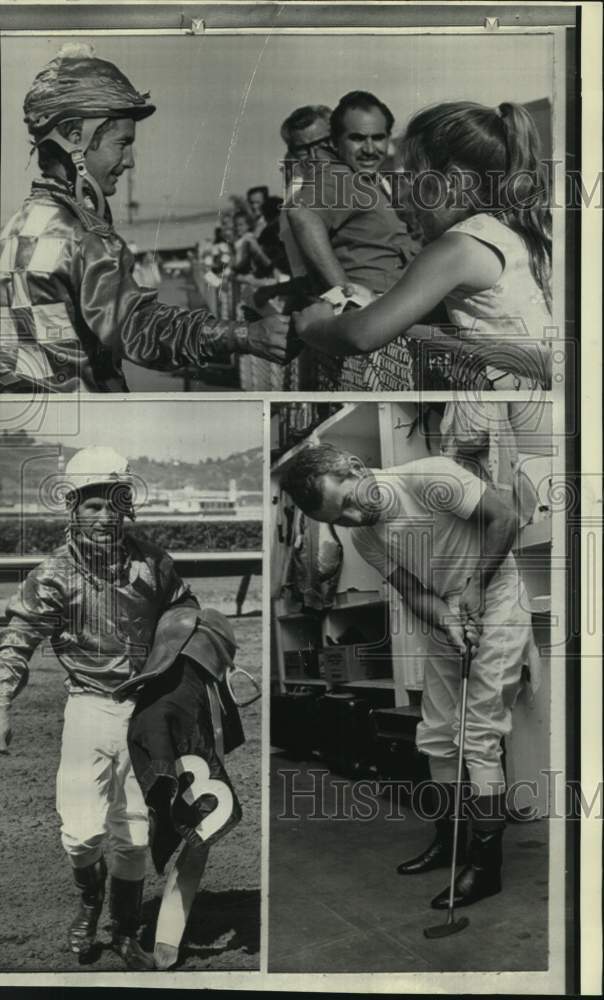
431;794;506;908
397;783;468;875
68;856;107;957
109;877;155;971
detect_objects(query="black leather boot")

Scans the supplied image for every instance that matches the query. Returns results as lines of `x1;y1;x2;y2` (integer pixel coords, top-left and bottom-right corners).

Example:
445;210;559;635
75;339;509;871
68;856;107;957
397;783;468;875
430;793;506;909
109;877;155;971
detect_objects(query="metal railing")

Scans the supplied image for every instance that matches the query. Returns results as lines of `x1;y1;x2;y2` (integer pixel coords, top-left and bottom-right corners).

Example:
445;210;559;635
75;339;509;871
194;266;549;392
0;550;262;618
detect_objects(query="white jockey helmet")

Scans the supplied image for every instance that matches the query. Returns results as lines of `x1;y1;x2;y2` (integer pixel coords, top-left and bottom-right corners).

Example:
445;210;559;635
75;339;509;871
65;446;132;497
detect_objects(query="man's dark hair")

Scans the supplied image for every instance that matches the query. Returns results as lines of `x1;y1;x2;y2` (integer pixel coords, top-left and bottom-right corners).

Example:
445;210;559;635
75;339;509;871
280;104;332;147
246;185;269;203
281;443;360;513
330;91;395;139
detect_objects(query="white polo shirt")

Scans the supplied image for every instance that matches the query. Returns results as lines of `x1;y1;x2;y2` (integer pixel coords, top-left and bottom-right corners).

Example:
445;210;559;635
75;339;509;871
351;457;512;599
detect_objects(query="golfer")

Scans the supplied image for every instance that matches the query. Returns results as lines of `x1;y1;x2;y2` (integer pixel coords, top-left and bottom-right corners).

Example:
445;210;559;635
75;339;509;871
282;443;540;910
0;44;291;392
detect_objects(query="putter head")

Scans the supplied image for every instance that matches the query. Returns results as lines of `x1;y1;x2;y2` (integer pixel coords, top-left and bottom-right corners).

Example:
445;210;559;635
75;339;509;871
423;915;469;939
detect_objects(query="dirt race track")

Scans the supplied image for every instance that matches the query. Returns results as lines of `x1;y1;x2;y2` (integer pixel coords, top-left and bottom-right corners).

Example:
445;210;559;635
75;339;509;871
0;614;262;974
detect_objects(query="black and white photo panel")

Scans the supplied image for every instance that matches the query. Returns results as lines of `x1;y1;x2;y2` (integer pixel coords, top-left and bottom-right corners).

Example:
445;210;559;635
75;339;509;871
269;399;567;981
0;398;263;973
0;18;571;395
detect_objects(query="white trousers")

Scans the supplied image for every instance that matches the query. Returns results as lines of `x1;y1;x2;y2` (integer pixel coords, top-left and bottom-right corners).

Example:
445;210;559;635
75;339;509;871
415;571;540;797
56;693;148;880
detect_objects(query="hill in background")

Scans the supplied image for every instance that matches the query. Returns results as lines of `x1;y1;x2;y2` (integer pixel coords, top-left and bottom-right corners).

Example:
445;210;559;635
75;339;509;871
0;431;262;504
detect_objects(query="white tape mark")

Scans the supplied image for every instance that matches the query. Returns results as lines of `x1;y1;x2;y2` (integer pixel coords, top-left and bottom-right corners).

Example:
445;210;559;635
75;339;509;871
154;843;209;966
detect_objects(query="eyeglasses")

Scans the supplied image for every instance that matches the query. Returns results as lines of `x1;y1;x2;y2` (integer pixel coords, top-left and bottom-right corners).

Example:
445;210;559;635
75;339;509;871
288;136;332;158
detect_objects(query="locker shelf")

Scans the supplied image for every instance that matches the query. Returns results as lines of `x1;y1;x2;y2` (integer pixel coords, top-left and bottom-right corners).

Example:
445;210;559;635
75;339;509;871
514;520;552;550
283;677;395;690
277;600;387;621
271;403;382;473
329;599;388;612
283;678;326;687
340;679;395;690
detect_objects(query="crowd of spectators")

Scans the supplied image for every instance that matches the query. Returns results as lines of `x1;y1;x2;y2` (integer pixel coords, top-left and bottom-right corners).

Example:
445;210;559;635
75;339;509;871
195;186;293;322
129;186;291;304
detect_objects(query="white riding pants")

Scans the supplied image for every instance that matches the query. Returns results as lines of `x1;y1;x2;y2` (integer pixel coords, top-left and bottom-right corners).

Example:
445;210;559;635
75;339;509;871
56;693;148;880
415;570;540;797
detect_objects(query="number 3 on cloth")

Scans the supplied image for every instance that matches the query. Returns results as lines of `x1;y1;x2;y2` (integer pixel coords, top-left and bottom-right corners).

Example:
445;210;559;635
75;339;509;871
175;755;234;843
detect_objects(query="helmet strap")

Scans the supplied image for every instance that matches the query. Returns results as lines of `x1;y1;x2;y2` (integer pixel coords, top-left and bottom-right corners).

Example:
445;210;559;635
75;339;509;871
72;149;107;218
43;117;109;217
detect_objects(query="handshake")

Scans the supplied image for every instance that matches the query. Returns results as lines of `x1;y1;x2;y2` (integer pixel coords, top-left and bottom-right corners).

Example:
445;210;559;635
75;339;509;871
246;282;372;365
244;312;303;366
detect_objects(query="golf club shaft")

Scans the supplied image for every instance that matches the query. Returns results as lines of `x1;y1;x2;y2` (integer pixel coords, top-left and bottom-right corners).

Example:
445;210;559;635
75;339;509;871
447;642;473;916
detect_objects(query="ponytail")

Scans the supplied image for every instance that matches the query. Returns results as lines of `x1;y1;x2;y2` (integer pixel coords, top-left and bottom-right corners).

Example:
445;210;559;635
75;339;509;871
400;100;552;310
496;101;552;309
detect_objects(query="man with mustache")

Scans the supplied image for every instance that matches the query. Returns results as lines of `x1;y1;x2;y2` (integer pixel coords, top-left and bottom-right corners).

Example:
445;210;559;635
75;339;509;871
0;45;290;393
285;91;411;298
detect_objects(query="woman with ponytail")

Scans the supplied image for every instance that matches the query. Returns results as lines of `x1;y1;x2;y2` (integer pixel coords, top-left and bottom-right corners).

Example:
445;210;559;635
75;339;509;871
294;100;552;389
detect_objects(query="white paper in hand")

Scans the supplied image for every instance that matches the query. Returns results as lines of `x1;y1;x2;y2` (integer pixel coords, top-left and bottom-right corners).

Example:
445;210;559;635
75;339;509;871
320;284;375;315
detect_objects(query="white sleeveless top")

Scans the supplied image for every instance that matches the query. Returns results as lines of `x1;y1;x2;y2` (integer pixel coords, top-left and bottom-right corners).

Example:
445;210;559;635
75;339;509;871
443;214;551;388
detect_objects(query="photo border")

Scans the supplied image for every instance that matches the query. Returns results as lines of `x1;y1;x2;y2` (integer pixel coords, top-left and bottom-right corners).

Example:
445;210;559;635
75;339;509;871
0;1;600;995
